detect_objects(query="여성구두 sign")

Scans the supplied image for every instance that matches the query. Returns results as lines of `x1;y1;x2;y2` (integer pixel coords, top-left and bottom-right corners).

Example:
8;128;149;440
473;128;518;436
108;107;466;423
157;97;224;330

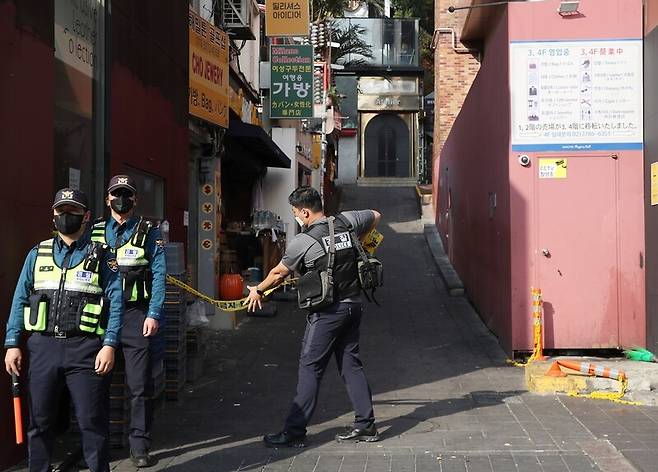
270;45;314;119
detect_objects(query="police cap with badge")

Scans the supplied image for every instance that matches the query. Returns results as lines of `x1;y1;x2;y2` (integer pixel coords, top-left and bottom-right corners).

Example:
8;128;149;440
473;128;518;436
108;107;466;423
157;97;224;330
52;188;89;210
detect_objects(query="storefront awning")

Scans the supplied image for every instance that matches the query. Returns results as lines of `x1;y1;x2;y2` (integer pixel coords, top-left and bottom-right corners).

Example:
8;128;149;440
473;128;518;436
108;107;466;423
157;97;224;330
226;117;291;169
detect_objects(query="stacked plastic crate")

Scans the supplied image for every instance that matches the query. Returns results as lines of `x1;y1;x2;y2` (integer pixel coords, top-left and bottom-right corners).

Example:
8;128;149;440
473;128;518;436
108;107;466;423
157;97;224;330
163;243;187;401
108;355;130;448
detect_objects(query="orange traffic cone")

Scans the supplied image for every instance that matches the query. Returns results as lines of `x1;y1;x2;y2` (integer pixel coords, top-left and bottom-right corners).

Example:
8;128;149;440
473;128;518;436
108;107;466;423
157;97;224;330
545;361;566;377
545;360;626;381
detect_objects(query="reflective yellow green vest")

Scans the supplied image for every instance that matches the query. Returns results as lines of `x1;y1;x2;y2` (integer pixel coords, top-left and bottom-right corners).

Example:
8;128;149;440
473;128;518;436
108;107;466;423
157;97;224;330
91;218;152;303
26;238;107;335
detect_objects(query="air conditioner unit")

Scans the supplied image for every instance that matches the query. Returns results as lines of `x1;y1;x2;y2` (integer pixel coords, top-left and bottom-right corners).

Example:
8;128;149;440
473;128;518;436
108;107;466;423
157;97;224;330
223;0;256;40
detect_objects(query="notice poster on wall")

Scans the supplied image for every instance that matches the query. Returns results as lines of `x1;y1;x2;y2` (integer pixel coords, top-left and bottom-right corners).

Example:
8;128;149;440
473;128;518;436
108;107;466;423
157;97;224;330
510;39;643;152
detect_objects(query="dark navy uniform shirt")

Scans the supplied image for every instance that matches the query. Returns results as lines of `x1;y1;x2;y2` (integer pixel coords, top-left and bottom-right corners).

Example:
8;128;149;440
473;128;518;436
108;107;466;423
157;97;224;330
104;216;166;320
4;230;124;348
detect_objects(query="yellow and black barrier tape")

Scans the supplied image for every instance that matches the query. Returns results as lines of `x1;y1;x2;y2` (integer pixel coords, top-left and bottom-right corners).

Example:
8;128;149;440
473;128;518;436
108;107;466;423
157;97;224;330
165;274;297;312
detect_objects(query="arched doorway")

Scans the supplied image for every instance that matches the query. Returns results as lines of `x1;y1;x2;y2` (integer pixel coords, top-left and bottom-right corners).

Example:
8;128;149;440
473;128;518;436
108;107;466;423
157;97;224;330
364;113;410;177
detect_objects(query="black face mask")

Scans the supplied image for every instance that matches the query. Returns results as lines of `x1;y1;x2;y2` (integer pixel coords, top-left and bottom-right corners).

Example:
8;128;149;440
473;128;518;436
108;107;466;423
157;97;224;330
53;213;85;235
110;196;134;214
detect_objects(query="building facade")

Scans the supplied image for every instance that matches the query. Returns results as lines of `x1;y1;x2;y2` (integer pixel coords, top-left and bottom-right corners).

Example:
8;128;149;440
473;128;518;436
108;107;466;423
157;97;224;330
0;0;189;466
334;5;425;184
435;0;646;355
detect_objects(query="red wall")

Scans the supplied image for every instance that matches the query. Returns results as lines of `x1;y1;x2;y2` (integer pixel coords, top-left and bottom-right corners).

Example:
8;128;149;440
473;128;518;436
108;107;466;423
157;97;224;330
435;0;645;354
110;1;189;242
0;1;54;467
507;0;645;351
434;10;513;350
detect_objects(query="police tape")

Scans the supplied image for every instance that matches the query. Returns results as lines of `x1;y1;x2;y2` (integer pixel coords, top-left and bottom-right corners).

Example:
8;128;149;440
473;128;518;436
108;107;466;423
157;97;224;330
165;274;297;312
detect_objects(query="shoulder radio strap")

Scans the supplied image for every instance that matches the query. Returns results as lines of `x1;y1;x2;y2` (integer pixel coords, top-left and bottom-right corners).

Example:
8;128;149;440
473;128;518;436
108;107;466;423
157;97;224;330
336;215;370;264
326;216;336;276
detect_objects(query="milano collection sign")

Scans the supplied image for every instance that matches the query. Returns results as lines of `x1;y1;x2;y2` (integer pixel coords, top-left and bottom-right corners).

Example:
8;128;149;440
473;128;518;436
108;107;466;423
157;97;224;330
270;45;314;119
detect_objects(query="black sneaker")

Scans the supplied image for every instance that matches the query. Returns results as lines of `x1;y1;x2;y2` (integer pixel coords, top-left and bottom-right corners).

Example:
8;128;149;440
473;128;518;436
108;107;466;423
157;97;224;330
263;431;306;448
335;423;379;443
130;451;157;468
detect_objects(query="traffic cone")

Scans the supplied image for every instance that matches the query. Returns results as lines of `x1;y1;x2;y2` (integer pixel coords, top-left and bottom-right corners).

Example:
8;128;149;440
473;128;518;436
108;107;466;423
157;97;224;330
545;361;566;377
546;360;626;381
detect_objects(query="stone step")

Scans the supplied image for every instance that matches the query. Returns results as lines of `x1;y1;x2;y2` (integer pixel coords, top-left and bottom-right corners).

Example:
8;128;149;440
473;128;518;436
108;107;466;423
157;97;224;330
357;177;418;187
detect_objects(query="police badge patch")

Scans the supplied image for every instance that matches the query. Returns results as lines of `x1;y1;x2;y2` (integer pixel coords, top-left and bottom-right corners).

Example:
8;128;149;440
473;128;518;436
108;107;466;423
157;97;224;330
107;258;119;273
155;239;165;248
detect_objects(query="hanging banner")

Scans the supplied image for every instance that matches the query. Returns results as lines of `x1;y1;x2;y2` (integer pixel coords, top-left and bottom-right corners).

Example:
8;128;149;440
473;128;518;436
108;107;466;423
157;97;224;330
270;45;314;118
510;39;643;152
189;7;229;128
265;0;310;37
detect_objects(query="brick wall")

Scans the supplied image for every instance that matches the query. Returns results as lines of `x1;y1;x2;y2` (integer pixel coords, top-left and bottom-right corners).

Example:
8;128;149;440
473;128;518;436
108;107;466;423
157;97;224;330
434;0;480;165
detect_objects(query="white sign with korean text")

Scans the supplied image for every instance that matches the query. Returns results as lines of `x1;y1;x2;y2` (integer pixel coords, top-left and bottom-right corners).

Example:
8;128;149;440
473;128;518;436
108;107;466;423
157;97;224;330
510;39;643;152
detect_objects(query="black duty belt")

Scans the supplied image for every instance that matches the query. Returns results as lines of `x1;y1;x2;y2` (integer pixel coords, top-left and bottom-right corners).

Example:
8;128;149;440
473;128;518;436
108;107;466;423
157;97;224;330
34;331;93;339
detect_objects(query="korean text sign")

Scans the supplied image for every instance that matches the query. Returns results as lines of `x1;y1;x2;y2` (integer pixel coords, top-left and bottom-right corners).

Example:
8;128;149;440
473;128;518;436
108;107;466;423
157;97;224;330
189;8;229;128
266;0;310;37
510;39;643;152
270;45;313;119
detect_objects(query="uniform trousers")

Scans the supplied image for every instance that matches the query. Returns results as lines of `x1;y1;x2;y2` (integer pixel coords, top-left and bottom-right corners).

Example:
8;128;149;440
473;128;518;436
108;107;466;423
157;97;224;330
284;302;375;436
27;333;110;472
121;305;154;454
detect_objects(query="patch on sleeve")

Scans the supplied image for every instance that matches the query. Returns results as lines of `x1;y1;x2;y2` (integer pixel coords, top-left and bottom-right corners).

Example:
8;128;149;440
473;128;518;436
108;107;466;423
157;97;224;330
107;258;119;273
155;239;165;248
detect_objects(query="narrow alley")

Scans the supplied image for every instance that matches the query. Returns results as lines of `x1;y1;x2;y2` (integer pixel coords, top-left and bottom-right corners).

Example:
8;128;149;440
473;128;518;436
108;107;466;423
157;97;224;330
101;186;658;472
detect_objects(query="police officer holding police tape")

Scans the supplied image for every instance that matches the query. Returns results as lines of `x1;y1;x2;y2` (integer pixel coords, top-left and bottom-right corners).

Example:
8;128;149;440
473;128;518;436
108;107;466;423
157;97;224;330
245;186;382;447
4;188;124;472
91;175;166;467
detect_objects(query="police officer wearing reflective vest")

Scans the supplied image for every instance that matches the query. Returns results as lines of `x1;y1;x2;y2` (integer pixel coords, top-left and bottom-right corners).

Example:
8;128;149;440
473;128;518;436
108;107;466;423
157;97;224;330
90;175;166;467
245;187;382;447
4;188;123;472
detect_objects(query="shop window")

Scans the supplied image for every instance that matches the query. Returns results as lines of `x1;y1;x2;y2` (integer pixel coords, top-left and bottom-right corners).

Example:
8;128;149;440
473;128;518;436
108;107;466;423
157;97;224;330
122;168;165;221
53;0;105;213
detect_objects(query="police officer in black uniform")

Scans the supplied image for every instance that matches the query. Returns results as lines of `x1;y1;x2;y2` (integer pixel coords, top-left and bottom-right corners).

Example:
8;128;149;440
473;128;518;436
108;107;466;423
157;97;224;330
245;187;382;447
4;188;124;472
91;175;167;468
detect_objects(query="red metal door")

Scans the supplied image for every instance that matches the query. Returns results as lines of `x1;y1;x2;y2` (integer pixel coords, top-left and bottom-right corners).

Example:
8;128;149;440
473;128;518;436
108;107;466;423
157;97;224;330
536;155;619;348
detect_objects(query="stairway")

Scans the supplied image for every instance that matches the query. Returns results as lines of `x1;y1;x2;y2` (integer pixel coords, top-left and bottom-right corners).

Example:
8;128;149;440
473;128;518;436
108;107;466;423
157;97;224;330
356;177;418;187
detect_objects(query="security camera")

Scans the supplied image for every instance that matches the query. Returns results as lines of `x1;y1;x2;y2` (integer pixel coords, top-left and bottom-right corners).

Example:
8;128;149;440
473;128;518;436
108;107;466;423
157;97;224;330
518;155;531;167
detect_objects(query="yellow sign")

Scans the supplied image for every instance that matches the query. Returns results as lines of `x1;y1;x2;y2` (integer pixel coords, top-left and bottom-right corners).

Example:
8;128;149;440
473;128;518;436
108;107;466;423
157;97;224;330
362;229;384;255
189;8;229;128
265;0;310;37
538;158;568;179
651;162;658;205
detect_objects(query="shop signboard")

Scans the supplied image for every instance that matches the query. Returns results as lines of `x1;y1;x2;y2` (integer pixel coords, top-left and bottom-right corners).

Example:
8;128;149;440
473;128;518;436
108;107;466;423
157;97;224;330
189;7;229;128
265;0;310;37
270;45;314;118
510;39;643;152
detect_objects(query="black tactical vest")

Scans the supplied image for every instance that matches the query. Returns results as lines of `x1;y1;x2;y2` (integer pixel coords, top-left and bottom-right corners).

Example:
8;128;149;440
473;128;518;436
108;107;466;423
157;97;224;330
302;215;361;301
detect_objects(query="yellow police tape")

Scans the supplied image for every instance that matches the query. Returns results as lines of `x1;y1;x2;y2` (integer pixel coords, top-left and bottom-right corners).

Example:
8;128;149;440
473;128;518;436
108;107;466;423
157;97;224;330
567;377;641;406
165;274;297;312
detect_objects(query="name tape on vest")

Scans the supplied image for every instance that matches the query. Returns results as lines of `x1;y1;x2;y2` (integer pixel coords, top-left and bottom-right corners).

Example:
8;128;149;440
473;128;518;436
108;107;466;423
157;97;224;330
124;249;140;258
322;231;353;252
75;270;93;283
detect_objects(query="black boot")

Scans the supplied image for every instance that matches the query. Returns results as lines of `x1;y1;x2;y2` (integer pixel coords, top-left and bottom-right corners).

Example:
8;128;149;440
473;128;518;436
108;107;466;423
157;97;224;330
335;423;379;443
263;431;306;448
130;451;157;468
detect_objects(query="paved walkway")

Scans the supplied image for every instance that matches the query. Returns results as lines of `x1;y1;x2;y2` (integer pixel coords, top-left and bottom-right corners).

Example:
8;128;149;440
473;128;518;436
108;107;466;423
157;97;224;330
115;186;658;471
8;186;658;471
